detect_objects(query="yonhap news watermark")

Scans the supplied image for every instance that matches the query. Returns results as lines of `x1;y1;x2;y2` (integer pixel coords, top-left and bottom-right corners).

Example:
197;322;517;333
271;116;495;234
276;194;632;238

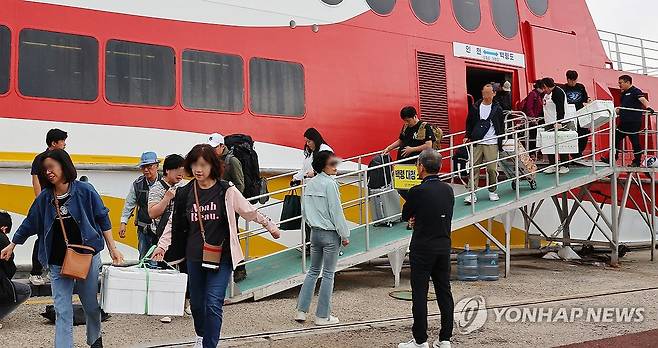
455;296;645;334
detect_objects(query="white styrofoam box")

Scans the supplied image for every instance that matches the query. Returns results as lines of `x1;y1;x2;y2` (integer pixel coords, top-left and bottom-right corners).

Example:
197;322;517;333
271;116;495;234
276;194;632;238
577;100;615;129
502;139;517;153
539;131;579;154
101;266;188;316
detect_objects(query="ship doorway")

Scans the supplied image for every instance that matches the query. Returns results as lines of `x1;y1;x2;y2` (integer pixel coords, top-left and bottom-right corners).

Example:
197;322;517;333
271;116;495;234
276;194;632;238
466;67;512;102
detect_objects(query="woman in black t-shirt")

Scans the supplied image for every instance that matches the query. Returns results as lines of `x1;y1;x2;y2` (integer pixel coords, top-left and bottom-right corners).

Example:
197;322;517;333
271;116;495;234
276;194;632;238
168;144;279;348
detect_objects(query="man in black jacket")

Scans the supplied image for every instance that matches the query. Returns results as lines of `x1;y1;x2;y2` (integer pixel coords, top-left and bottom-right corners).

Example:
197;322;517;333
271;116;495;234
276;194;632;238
0;212;31;325
463;84;505;204
398;150;454;348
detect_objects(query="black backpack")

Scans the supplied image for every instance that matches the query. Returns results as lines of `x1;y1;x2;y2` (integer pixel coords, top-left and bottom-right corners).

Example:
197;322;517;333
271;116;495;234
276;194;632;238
367;154;393;190
224;134;267;204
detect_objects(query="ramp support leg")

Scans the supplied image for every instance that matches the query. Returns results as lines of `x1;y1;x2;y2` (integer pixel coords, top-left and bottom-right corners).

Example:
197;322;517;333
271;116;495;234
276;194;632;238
387;246;408;288
503;211;513;278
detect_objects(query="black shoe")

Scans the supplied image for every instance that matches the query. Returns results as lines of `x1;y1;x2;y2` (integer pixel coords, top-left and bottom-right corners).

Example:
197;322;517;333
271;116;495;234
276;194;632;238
600;157;610;164
91;337;103;348
631;160;641;167
233;268;247;282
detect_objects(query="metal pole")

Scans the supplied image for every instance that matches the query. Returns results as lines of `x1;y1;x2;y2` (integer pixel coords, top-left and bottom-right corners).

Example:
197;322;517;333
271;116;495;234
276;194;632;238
610;171;620;266
561;192;571;247
640;173;656;261
614;33;623;71
515;129;520;200
554;124;559;185
450;134;455;183
301;184;307;272
640;38;648;75
364;173;371;251
610;112;616;169
504;211;512;277
591;113;596;174
245;220;250;262
645;110;649;161
469;143;476;214
358;156;363;226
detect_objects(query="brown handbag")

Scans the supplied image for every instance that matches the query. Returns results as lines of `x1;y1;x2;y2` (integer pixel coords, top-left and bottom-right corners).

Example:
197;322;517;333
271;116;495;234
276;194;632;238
54;197;95;280
193;182;223;270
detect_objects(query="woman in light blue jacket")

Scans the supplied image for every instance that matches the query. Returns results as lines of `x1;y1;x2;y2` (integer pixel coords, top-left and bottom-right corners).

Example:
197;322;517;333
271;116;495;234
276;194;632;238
294;151;350;326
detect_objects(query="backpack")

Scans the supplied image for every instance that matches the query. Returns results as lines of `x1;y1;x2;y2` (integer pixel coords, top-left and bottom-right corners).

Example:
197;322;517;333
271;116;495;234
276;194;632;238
224;134;268;204
42;305;111;325
402;122;443;150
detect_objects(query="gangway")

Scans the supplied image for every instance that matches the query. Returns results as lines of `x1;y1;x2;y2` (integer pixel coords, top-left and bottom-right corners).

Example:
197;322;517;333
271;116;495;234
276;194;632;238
226;108;655;303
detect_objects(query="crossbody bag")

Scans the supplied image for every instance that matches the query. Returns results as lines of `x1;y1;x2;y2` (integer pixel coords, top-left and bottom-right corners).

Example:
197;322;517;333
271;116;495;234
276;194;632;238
193;182;225;271
54;198;95;280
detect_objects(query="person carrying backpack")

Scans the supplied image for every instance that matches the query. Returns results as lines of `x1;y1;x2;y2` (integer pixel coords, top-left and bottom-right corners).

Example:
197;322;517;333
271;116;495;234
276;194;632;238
383;106;441;200
208;133;245;193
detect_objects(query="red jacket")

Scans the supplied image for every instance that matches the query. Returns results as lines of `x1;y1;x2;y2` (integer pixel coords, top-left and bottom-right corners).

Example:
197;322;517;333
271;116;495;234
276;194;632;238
522;89;544;118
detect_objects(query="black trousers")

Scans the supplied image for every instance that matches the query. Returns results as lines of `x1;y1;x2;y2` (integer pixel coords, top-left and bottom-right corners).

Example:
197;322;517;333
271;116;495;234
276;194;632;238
30;238;42;276
577;125;590;158
0;281;31;320
410;251;454;343
614;122;643;162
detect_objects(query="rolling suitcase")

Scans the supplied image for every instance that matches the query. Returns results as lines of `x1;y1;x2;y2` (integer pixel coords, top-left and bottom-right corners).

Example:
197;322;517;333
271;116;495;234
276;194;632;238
367;154;401;227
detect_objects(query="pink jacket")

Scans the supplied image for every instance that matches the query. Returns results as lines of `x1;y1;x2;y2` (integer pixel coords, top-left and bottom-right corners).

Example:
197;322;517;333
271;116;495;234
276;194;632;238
159;185;279;270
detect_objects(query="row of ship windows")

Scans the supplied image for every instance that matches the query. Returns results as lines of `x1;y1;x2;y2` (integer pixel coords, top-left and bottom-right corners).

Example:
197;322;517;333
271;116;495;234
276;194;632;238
324;0;549;39
0;27;305;117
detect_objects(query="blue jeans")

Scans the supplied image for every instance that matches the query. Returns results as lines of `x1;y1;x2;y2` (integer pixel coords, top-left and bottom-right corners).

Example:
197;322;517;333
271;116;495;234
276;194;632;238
296;228;341;318
50;254;102;348
137;227;157;259
187;259;232;348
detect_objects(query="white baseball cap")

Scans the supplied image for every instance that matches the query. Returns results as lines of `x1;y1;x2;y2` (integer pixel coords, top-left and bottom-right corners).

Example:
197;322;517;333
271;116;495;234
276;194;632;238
207;133;224;148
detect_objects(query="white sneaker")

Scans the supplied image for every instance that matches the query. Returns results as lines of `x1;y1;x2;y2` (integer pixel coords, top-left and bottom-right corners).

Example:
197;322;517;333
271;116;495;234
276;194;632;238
29;275;45;286
314;315;339;326
184;299;192;316
544;166;557;174
558;166;570;174
160;316;172;323
44;273;51;283
294;311;306;322
464;194;477;204
193;336;203;348
398;339;430;348
433;340;451;348
488;192;500;201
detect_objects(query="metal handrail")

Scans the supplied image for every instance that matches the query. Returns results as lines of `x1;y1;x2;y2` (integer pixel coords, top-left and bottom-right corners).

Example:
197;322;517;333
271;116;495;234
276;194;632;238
235;106;658;273
599;30;658;76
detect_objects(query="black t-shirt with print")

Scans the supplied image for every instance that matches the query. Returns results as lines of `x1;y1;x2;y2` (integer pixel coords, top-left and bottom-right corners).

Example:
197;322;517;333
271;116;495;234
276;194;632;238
31;149;49;190
50;194;86;266
398;121;436;161
563;83;589;110
185;182;231;262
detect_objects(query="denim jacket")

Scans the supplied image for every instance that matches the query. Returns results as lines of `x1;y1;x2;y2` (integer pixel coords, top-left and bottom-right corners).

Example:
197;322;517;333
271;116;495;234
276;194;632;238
13;180;111;267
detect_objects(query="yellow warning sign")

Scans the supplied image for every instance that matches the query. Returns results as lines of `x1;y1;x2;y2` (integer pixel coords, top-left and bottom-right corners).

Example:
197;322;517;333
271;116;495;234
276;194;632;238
392;164;422;190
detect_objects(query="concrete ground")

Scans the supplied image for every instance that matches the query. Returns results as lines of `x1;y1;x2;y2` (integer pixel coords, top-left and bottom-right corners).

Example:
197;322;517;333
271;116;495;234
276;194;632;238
1;249;657;348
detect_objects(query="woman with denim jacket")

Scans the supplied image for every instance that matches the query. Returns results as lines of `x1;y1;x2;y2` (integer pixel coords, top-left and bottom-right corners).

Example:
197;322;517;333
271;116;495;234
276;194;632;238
0;149;124;348
166;144;280;348
294;150;350;326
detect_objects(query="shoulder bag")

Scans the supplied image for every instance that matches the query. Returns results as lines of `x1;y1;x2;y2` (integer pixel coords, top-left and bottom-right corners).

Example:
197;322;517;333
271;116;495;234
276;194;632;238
55;198;95;280
193;182;223;271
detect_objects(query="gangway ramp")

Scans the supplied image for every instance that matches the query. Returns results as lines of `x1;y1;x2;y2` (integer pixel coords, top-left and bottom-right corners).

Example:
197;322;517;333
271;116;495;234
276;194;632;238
229;165;613;303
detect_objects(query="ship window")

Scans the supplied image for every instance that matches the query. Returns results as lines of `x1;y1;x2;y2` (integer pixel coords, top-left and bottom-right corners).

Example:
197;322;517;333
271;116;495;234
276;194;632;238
411;0;440;24
249;58;305;117
182;50;244;112
491;0;519;39
18;29;98;101
453;0;481;31
526;0;548;16
321;0;343;5
105;40;175;106
367;0;396;16
0;25;9;94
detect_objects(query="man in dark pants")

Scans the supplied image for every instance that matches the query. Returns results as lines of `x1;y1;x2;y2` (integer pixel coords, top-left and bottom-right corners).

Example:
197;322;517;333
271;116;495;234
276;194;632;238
601;75;654;167
399;150;454;348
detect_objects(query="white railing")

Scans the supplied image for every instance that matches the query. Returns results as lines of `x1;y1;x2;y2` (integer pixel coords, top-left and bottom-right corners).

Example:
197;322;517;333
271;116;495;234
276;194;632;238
599;30;658;76
230;106;658;298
